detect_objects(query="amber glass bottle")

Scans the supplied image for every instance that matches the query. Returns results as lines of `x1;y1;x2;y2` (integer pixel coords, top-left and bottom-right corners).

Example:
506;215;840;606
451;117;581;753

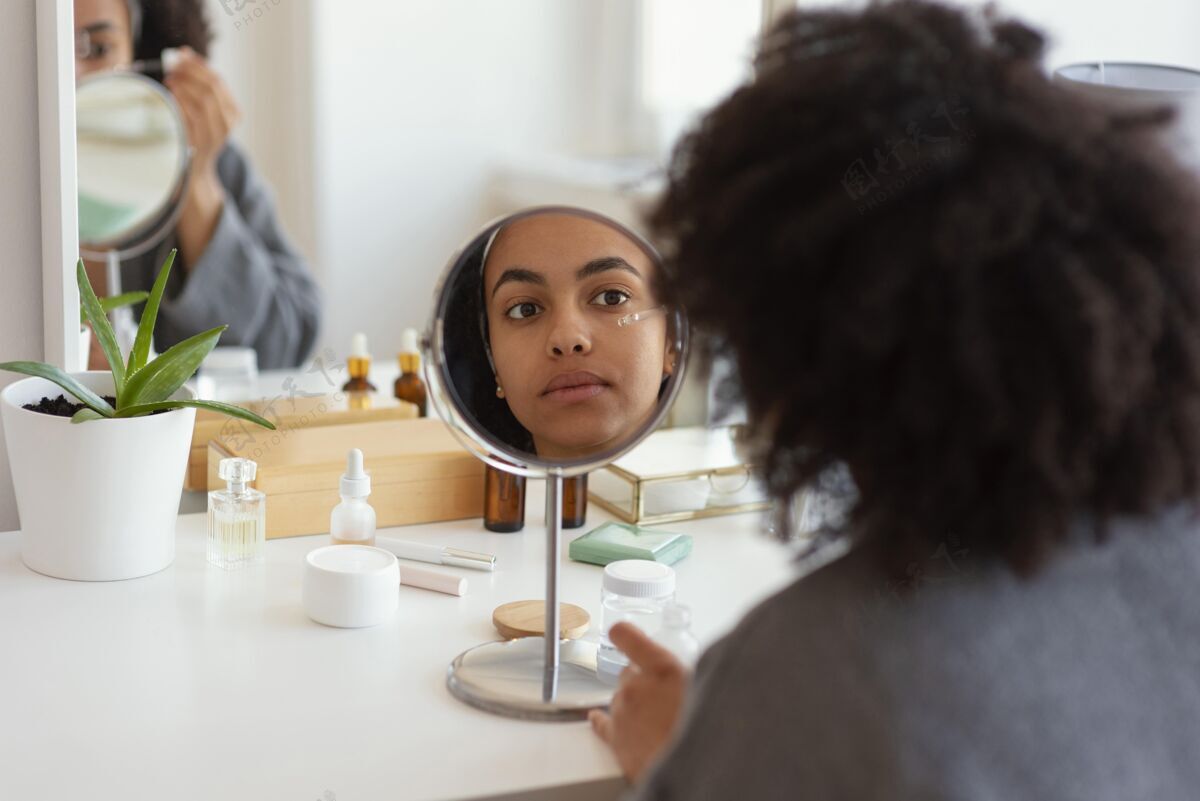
342;333;376;392
394;329;427;416
484;464;526;532
562;473;588;529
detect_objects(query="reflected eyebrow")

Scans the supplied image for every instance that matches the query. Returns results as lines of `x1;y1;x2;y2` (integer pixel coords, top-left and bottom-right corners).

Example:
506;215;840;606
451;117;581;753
576;256;641;281
490;267;547;299
81;22;117;34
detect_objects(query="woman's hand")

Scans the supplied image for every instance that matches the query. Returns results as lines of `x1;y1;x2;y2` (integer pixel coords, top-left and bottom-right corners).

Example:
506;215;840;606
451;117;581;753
164;48;240;269
589;622;690;784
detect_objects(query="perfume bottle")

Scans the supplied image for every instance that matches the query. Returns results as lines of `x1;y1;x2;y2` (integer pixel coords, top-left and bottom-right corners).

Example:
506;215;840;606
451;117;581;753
394;328;427;417
342;332;376;393
207;457;266;569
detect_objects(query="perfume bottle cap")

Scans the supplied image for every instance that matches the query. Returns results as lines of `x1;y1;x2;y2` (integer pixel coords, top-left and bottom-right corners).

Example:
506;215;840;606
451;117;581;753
218;457;256;485
350;332;370;359
340;448;371;498
399;328;420;355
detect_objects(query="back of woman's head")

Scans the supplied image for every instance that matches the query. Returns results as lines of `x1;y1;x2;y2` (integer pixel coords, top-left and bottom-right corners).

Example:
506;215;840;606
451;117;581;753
650;0;1200;575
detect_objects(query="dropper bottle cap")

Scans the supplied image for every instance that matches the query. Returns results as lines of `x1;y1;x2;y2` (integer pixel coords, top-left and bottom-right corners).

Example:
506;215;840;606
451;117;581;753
340;448;371;499
350;333;370;359
398;328;421;373
348;333;371;380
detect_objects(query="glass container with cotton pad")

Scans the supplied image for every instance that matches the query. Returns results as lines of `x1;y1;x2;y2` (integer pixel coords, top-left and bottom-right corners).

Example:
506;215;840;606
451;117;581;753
302;545;399;628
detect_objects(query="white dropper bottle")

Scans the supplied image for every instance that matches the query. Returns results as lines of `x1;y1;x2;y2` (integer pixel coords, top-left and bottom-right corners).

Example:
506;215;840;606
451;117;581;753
331;448;376;546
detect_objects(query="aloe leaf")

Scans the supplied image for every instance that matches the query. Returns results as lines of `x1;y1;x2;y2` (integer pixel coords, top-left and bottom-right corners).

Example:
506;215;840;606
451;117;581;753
114;399;276;429
71;408;106;423
128;250;175;375
77;259;125;396
0;361;114;417
119;325;226;409
80;292;150;326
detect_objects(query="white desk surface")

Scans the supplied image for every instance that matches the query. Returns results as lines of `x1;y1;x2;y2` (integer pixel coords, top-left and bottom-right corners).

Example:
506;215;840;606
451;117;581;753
0;480;798;801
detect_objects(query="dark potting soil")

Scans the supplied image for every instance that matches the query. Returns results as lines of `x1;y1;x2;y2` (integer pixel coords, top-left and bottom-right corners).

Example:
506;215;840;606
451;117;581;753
24;394;118;418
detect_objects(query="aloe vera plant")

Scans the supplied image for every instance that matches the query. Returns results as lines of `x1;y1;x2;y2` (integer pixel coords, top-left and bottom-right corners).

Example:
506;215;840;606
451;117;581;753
1;250;276;429
81;291;150;325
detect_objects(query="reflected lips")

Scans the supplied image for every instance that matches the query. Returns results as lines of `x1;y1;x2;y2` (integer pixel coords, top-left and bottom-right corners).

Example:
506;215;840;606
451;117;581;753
541;371;609;403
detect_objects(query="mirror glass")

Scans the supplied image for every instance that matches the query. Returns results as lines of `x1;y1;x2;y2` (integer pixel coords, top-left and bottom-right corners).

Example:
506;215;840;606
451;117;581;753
64;0;756;419
76;72;188;251
430;207;686;475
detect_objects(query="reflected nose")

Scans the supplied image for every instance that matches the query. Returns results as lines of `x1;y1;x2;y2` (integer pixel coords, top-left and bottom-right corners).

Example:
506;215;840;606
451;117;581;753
546;310;592;357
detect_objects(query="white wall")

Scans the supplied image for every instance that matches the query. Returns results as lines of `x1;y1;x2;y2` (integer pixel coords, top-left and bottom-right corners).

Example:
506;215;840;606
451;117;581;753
991;0;1200;70
208;0;610;364
787;0;1200;71
0;1;46;530
310;1;601;364
205;0;317;278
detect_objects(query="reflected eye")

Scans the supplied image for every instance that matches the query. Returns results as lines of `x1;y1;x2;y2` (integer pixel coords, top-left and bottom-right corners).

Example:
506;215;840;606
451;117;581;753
505;301;543;320
590;289;630;308
75;33;113;61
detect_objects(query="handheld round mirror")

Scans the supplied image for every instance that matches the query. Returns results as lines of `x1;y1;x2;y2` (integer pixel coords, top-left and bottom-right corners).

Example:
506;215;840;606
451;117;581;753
426;206;689;721
76;71;190;258
426;206;688;478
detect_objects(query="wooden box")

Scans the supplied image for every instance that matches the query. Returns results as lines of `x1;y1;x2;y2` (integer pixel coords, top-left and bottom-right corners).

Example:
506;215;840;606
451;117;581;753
207;417;485;539
186;393;418;490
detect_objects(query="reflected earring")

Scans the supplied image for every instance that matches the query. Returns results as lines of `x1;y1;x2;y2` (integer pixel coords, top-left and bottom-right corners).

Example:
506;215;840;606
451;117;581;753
496;385;505;399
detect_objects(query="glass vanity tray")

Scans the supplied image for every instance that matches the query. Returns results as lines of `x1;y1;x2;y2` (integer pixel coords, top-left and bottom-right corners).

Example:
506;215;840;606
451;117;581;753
588;425;770;525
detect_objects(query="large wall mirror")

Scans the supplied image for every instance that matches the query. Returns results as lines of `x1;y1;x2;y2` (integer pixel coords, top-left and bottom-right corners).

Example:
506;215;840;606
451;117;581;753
50;0;767;427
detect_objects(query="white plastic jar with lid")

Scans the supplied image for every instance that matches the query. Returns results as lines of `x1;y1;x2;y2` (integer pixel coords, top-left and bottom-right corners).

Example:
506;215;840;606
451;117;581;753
597;560;677;683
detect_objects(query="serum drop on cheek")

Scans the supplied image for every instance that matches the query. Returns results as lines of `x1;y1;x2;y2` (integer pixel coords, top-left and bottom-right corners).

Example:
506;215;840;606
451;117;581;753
616;306;667;328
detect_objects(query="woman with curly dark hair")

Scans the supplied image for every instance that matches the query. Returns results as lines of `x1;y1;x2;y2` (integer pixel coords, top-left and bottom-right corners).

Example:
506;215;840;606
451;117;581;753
590;2;1200;799
74;0;321;368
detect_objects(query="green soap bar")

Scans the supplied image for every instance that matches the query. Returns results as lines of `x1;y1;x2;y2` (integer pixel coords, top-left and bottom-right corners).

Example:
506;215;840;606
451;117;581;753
569;521;693;566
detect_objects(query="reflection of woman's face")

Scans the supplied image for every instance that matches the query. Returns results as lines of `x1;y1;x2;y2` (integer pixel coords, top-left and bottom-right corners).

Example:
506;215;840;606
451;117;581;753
484;214;672;459
74;0;135;79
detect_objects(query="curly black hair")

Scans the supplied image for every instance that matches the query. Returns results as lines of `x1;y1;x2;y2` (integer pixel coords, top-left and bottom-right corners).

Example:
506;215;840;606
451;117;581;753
134;0;213;62
649;0;1200;576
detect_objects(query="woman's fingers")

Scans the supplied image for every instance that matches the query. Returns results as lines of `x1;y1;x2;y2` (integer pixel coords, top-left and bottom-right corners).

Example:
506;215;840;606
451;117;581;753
609;622;682;676
167;78;211;152
164;48;238;164
588;709;614;744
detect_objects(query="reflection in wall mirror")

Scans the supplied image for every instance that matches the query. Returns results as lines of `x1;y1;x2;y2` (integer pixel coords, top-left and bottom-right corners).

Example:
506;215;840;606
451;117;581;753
62;0;760;413
427;206;689;719
76;70;190;361
76;72;189;253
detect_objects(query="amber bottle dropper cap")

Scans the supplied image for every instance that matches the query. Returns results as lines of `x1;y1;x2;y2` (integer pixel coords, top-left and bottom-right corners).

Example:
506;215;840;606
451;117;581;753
398;328;420;374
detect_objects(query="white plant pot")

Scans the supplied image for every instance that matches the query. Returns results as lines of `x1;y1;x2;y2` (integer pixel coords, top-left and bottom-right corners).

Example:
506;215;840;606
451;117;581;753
0;372;196;581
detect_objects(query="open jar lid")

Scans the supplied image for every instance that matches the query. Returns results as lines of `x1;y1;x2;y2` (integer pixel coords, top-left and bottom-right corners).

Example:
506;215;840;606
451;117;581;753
302;545;399;628
603;560;676;598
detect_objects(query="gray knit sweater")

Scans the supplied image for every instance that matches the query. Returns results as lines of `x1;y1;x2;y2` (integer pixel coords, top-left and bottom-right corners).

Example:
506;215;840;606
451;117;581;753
120;141;321;369
632;505;1200;800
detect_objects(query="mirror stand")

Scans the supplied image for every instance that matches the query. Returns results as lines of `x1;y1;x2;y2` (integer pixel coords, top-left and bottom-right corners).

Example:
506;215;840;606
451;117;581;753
446;470;614;721
103;249;138;357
